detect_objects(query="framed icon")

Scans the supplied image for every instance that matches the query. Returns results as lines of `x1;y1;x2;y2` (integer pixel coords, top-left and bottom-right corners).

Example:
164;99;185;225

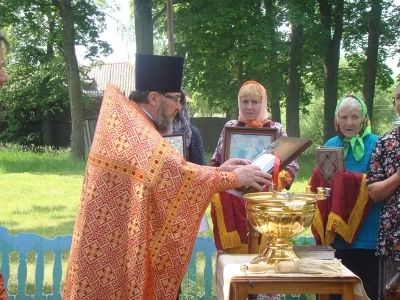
222;127;277;162
163;133;187;159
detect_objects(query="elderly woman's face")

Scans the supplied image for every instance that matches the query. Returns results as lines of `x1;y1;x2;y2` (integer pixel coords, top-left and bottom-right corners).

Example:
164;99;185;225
239;95;262;121
337;106;362;138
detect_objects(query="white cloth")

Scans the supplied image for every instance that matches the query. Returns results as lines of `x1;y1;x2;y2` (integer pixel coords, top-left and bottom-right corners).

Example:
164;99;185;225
198;214;209;232
216;254;370;300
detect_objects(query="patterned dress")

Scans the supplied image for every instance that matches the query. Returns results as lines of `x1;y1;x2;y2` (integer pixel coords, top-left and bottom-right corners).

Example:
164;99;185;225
367;126;400;299
367;126;400;260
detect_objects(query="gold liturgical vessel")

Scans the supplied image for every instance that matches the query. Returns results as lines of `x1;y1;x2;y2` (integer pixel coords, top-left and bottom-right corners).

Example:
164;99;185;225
243;186;329;265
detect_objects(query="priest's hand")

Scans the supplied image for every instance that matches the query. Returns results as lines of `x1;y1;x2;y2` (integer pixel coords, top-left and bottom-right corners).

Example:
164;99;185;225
219;158;252;172
233;165;272;191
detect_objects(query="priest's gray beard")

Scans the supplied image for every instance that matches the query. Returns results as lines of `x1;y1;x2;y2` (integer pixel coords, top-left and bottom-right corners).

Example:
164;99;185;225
155;99;173;135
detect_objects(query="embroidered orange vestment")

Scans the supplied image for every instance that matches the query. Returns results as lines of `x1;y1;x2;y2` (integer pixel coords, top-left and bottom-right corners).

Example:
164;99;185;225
62;84;237;300
0;272;7;300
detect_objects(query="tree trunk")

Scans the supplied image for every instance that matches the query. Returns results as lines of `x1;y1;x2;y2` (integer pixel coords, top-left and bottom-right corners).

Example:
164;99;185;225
59;0;85;159
167;0;174;56
318;0;344;143
286;25;303;138
134;0;153;54
363;0;382;122
41;16;55;147
264;0;281;123
236;36;243;119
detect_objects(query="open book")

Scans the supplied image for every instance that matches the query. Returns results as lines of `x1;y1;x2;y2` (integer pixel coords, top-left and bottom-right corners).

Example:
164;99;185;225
250;136;313;174
251;153;276;173
237;136;313;194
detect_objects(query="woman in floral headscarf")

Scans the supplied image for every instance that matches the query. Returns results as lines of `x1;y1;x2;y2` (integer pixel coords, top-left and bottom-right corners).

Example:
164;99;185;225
210;80;299;300
310;95;382;300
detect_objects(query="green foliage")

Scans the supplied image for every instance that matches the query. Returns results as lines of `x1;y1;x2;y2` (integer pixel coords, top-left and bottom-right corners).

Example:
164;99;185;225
340;0;397;95
372;85;399;135
0;0;112;145
343;0;400;61
299;92;325;147
299;77;398;143
163;0;400;135
73;0;113;60
171;0;292;116
0;55;70;144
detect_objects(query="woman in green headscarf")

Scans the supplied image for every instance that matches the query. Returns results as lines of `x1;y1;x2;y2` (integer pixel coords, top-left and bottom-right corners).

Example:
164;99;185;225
330;94;372;164
310;95;383;300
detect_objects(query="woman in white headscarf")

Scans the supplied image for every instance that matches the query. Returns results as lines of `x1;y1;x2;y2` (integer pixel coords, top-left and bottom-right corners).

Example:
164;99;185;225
210;80;299;300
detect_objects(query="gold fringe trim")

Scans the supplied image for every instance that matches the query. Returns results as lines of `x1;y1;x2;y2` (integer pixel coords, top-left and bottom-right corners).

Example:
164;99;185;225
222;235;269;254
211;193;242;249
312;206;327;244
223;244;249;254
326;174;369;244
324;227;336;245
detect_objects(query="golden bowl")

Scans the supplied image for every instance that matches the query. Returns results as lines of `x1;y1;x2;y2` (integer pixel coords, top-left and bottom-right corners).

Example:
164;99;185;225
243;190;325;264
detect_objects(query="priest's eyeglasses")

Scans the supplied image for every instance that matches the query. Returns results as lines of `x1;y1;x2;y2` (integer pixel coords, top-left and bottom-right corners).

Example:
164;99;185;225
163;93;182;103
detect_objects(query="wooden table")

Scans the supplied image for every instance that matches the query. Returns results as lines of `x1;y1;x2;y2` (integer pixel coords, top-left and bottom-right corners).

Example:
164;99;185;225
216;254;368;300
230;274;359;300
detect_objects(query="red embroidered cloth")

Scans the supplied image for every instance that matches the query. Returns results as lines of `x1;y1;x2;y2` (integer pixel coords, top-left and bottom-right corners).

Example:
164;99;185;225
63;84;237;300
310;168;371;245
0;272;7;300
211;171;293;253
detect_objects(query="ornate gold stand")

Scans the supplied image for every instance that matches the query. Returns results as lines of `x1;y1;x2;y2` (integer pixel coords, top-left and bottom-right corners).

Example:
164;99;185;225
250;237;299;264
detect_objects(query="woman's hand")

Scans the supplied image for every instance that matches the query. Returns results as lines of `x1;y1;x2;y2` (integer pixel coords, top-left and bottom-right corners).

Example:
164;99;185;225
368;169;400;201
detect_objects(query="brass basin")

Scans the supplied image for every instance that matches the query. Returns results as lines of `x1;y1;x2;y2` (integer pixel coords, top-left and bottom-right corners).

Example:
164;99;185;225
243;190;325;264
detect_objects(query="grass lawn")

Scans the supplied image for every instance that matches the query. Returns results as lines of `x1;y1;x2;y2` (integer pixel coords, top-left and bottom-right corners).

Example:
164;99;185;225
1;146;315;238
0;145;86;238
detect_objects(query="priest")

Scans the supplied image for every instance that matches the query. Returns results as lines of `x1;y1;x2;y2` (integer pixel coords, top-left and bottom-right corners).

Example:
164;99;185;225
63;53;272;300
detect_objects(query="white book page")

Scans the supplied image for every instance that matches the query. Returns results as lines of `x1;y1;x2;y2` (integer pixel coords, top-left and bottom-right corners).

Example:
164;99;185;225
251;153;276;173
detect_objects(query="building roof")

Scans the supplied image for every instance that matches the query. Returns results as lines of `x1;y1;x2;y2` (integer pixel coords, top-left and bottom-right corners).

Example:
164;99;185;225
85;62;135;97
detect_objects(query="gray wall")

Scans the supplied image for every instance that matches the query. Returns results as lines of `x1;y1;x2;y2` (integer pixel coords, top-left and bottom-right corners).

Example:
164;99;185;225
190;117;229;154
